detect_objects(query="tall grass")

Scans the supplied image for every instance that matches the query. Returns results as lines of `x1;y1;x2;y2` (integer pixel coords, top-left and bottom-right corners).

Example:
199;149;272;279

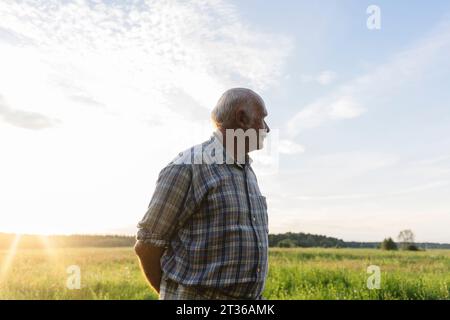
265;248;450;299
0;247;449;299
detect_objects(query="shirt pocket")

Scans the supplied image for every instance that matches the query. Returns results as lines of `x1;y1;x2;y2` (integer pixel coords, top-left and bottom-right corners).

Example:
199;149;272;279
255;195;269;234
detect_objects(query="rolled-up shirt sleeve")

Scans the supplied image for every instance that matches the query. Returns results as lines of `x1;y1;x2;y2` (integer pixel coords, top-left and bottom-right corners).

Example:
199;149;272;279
136;164;194;247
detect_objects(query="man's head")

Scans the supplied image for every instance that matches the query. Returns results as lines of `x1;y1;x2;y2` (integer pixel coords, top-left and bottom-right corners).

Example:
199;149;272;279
211;88;270;152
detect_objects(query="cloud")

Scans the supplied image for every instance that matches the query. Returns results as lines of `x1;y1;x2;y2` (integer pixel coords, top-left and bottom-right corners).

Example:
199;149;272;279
287;95;365;131
287;19;450;138
328;96;365;119
259;151;400;198
0;26;34;46
0;95;59;130
69;95;105;108
278;139;305;155
303;151;399;176
316;70;337;85
288;180;450;201
300;70;337;86
0;0;293;128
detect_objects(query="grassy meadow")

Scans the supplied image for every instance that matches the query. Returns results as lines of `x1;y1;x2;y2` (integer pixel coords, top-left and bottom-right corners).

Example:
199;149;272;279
0;247;449;300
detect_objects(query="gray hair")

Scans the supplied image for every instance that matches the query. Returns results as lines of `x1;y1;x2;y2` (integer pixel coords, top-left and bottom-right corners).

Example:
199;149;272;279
211;88;263;129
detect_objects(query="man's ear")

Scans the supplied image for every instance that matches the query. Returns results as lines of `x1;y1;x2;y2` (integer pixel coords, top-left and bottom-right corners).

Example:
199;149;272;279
235;108;251;129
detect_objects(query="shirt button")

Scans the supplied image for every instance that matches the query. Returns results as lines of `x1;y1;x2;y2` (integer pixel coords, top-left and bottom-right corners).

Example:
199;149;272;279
253;216;256;222
257;268;261;273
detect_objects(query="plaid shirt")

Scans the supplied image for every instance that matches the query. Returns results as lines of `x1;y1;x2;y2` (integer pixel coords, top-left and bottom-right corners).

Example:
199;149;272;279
136;131;269;299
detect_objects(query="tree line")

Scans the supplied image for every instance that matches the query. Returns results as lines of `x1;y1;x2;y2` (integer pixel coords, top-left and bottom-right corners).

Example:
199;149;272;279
1;231;449;249
269;230;450;250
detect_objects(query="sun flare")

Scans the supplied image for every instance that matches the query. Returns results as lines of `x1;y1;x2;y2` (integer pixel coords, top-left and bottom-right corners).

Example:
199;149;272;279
38;235;58;262
0;233;22;282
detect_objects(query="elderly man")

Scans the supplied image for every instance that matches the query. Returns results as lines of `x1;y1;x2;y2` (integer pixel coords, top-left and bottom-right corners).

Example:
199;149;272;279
134;88;270;300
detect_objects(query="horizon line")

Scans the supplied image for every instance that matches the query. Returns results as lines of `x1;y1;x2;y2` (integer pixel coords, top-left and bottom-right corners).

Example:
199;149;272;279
1;230;449;245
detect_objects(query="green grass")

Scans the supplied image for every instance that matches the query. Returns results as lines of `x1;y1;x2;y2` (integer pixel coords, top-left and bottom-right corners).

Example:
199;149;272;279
265;248;450;300
1;247;449;300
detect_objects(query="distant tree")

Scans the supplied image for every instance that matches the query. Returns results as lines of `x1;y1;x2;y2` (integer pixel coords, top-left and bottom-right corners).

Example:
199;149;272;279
277;239;297;248
397;229;417;250
405;244;420;251
380;237;398;250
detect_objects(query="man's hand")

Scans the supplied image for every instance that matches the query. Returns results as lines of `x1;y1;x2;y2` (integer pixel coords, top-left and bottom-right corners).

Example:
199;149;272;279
134;240;166;294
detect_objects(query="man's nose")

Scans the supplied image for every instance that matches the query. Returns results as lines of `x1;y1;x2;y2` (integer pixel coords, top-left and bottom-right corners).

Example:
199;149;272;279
264;120;270;133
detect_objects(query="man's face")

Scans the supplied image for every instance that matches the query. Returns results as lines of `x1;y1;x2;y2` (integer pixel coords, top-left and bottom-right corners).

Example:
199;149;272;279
230;97;270;155
250;103;270;150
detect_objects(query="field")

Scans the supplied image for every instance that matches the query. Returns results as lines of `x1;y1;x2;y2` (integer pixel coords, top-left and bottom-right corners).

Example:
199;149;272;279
1;247;449;300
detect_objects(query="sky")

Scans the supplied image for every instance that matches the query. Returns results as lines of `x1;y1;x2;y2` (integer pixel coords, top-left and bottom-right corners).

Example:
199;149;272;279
0;0;449;242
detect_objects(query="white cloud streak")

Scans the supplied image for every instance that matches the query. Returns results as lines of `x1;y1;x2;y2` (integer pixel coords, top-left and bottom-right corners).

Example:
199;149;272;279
278;139;305;155
300;70;337;86
287;19;450;138
0;95;60;130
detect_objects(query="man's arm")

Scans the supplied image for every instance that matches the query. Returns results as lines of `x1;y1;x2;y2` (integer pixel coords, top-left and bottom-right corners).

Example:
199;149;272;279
135;164;196;293
134;240;166;294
